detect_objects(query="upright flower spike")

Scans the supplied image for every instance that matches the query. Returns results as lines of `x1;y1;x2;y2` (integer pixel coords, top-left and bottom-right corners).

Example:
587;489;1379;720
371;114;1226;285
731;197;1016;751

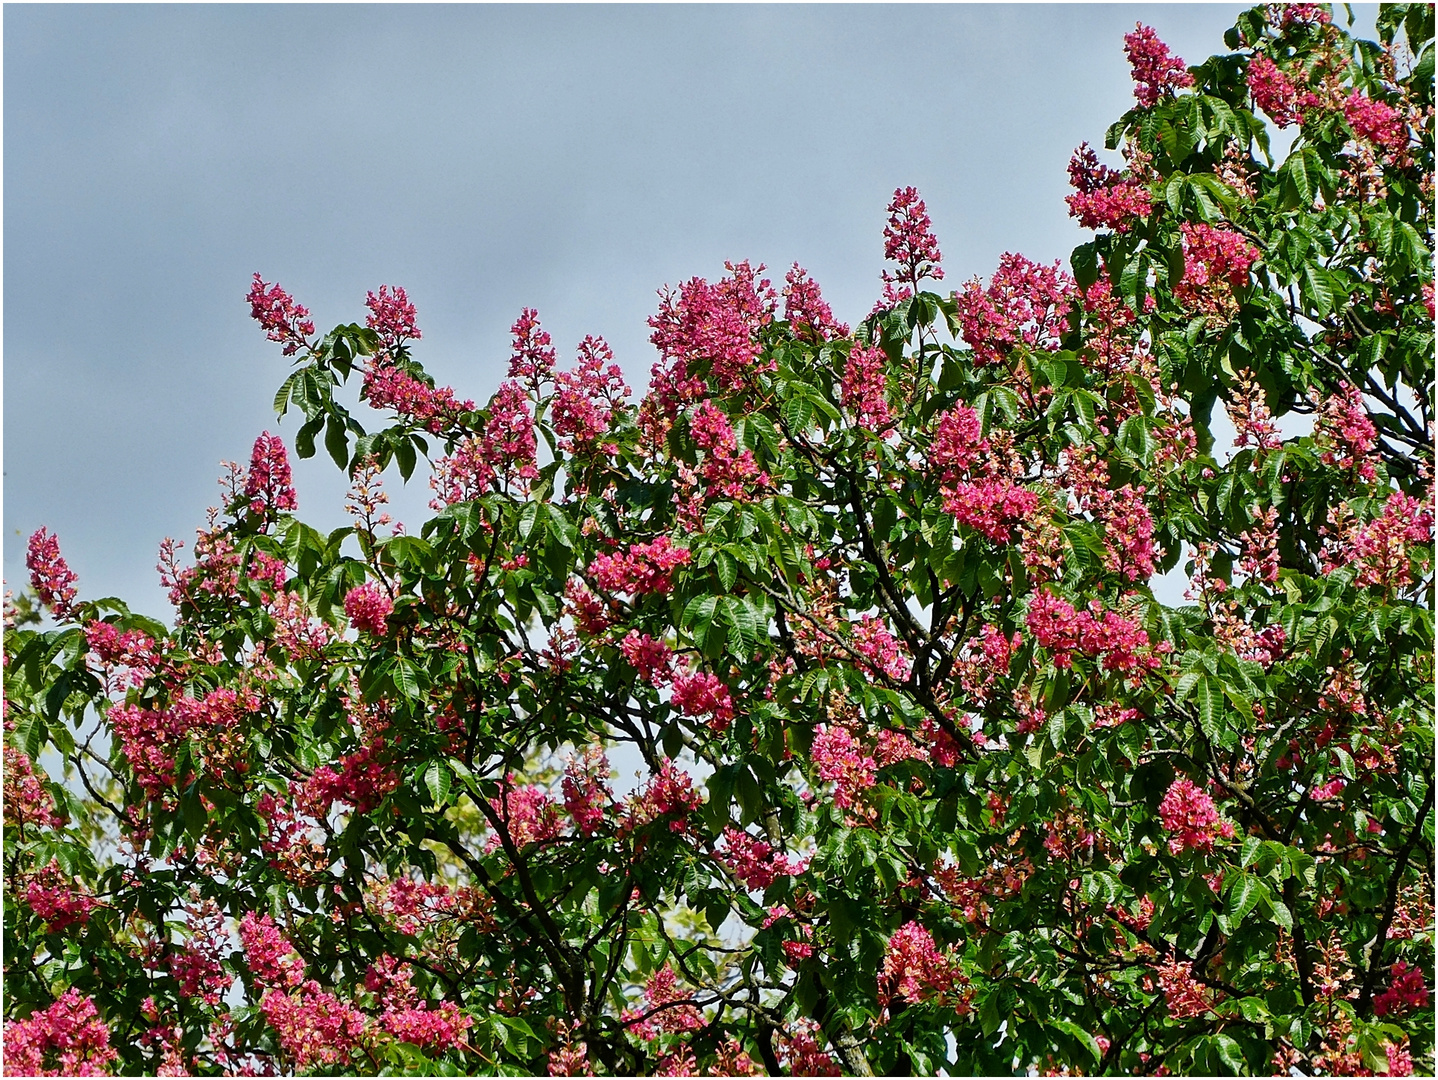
365;284;421;348
25;528;78;619
247;274;315;356
244;431;298;518
881;186;944;296
1123;24;1193;107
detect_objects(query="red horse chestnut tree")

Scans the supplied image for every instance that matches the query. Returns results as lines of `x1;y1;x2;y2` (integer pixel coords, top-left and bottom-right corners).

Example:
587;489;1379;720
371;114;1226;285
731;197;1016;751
5;5;1433;1075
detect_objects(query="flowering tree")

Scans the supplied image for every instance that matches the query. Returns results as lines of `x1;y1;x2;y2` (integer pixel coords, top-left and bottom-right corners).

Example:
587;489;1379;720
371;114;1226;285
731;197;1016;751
5;5;1433;1076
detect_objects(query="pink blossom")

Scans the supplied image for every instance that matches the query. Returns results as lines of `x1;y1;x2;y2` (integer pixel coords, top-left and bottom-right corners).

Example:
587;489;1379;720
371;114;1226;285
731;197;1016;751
784;264;849;341
344;582;394;635
362;363;475;433
1335;492;1434;590
882;186;944;291
487;780;563;851
299;738;400;815
852;615;912;681
671;669;735;732
624;758;703;833
1281;4;1330;26
943;480;1039;543
1158;778;1234;855
3;988;119;1076
552;336;630;454
775;1020;840;1077
22;860;97;932
1156;957;1211;1019
952;253;1075;366
260;982;367;1069
26;528;78;619
718;826;809;889
1373;961;1430;1017
841;343;894;432
928;405;987;482
238;911;306;990
588;537;691;596
1387;1043;1416;1077
810;725;877;810
365;284;421;347
169;898;232;1006
482;381;540;484
878;921;963;1010
648;260;777;402
1066;143;1153;232
1247;55;1300;127
509;307;557;387
1101;485;1157;582
548;1038;595;1076
244;431;298;517
4;747;65;831
247;274;315;356
1174;223;1260;314
1124;24;1194;107
1026;592;1157;672
1345;92;1407;150
562;747;612;835
1316;383;1377;479
619;631;673;684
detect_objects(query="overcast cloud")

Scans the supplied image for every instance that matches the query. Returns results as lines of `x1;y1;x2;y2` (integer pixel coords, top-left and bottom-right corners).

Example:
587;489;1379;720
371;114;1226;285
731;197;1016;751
6;4;1373;616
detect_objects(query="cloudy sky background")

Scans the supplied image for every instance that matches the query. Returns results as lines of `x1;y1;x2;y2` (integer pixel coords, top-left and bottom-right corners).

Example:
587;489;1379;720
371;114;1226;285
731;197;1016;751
5;4;1377;617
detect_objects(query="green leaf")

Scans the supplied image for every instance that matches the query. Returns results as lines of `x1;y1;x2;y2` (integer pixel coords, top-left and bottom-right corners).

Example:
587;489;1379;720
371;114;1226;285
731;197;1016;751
1224;872;1266;928
424;762;452;807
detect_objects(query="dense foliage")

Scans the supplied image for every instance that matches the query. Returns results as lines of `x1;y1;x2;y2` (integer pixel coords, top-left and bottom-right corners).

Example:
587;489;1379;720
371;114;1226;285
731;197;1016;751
5;5;1433;1075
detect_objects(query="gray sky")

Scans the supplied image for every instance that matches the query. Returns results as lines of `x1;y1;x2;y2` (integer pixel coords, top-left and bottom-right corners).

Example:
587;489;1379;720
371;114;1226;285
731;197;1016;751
7;3;1311;617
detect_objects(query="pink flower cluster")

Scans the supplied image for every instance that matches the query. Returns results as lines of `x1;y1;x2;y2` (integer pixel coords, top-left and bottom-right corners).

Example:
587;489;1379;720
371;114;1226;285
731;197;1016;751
952;253;1076;367
718;827;809;889
1025;592;1158;672
881;187;944;294
878;921;964;1010
841;344;894;432
1316;382;1378;479
852;615;912;681
1158;778;1234;855
363;362;475;434
688;400;767;500
239;911;306;990
619;631;674;684
1066;143;1153;233
775;1020;840;1076
552;336;630;454
3;989;118;1076
109;687;255;795
169;898;232;1006
623;965;705;1041
3;747;65;830
427;383;539;503
1373;961;1430;1017
1174;223;1260;313
810;724;877;811
1156;957;1211;1019
589;537;691;596
23;860;97;932
1335;492;1434;590
1247;54;1301;127
562;747;612;836
784;264;849;341
1100;485;1158;582
365;284;421;348
366;955;472;1052
261;982;368;1070
671;669;736;732
944;480;1040;544
929;405;986;482
488;781;563;851
649;260;778;405
248;274;315;356
26;528;78;619
1124;24;1194;108
1344;92;1407;150
509;308;557;387
301;738;400;815
344;582;394;636
623;758;703;834
244;432;298;517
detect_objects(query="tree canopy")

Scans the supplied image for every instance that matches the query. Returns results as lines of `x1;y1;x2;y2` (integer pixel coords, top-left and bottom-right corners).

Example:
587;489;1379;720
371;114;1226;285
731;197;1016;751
5;5;1433;1076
